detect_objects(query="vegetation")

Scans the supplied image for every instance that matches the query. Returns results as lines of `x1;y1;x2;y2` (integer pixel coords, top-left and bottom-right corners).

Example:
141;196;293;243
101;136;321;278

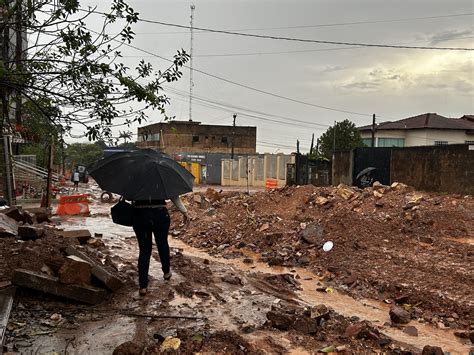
317;119;365;159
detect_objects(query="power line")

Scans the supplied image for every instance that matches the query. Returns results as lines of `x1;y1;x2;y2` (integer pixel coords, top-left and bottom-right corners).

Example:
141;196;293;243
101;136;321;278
137;18;473;51
107;38;375;118
106;12;474;34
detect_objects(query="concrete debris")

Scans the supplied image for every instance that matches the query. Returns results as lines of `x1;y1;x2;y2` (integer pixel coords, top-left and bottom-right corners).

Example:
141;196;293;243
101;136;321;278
12;269;106;304
57;229;92;244
58;255;92;285
0;214;18;238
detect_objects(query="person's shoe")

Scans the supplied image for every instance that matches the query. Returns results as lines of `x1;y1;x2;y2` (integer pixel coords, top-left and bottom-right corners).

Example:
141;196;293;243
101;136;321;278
139;288;147;296
163;272;172;281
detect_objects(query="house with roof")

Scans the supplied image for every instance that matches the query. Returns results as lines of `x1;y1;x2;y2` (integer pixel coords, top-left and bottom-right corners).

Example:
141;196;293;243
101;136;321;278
358;113;474;147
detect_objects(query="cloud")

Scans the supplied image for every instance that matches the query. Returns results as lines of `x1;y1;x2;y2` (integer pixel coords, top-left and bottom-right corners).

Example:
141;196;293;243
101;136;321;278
336;52;473;95
429;29;473;45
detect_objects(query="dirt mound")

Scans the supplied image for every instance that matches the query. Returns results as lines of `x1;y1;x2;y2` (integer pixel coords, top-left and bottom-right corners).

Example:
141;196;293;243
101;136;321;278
173;184;474;329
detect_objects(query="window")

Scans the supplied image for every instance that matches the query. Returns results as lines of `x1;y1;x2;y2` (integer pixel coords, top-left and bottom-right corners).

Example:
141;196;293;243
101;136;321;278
192;135;199;143
362;138;373;147
221;136;228;144
434;141;448;146
378;138;405;147
465;140;474;144
151;133;160;142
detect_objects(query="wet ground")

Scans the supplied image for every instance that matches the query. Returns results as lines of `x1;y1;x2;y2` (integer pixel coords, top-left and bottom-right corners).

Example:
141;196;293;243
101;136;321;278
3;200;472;354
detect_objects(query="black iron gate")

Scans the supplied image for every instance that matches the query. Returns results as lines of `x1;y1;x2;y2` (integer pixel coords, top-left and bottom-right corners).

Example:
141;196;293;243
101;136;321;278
352;147;392;186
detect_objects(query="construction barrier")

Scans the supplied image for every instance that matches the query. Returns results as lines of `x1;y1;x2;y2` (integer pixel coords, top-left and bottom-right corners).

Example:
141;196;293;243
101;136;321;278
265;179;278;191
56;194;90;216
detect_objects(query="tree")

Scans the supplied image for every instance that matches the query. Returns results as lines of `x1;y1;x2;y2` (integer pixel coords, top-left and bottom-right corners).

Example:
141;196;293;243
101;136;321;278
0;0;189;142
318;119;364;159
64;142;104;169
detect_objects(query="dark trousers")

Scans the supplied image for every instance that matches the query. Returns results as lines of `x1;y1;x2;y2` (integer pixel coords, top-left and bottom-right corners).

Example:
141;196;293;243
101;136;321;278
132;208;171;288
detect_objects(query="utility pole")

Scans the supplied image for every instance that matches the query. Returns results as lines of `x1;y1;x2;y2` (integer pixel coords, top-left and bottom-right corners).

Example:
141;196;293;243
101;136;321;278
44;136;54;208
188;4;195;122
231;113;236;159
332;120;337;155
371;114;376;147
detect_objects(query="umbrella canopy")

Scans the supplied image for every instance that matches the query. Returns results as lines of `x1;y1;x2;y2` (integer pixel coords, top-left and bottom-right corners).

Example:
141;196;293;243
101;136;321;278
356;167;376;180
89;149;194;200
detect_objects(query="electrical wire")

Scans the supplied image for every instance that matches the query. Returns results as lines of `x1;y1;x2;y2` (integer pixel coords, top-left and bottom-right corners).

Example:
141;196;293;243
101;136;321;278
137;18;474;51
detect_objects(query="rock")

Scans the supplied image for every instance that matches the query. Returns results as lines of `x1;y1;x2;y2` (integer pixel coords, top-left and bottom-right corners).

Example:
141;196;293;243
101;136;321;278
345;274;358;286
344;323;364;338
266;310;294;330
403;326;418;336
24;207;51;223
453;330;473;341
310;304;331;322
292;317;317;334
299;223;324;245
373;190;384;199
419;236;434;244
17;226;44;240
221;275;242;285
389;305;411;324
315;196;329;205
113;341;143;355
206;208;217;216
403;194;423;210
421;345;443;355
243;258;253;264
217;244;229;251
58;256;92;285
0;214;18;238
193;194;202;204
259;223;270;232
375;200;384;207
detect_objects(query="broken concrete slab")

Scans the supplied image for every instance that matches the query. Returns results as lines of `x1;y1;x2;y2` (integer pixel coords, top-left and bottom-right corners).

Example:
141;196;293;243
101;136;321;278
12;269;106;305
65;246;123;291
57;229;92;244
0;214;18;238
17;225;44;240
58;255;92;285
0;286;15;347
23;207;51;223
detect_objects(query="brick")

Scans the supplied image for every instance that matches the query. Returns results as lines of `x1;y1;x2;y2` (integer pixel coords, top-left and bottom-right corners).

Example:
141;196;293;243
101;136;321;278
65;246;123;291
57;229;91;244
12;269;106;305
58;256;91;285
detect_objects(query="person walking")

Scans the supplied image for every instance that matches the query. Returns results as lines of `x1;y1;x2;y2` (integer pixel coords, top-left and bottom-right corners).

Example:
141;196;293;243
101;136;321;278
72;170;80;191
132;197;189;296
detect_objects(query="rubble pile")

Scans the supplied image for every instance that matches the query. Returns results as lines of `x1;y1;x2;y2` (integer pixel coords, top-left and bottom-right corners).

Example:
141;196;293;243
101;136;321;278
0;206;123;304
174;184;474;329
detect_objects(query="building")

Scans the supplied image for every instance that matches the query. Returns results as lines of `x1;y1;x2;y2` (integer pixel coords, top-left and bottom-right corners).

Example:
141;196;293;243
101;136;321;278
137;121;257;155
358;113;474;147
136;121;257;185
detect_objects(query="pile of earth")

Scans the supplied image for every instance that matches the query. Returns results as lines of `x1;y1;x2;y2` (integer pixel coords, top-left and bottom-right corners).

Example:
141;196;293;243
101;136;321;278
171;183;474;330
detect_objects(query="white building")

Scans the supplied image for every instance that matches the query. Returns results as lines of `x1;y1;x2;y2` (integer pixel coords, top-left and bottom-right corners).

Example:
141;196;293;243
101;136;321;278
358;113;474;147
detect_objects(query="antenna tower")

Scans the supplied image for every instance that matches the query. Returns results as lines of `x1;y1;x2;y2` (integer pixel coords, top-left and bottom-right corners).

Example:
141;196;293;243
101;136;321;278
189;4;195;122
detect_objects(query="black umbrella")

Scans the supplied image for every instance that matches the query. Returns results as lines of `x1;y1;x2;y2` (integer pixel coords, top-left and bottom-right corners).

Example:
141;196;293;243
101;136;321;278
356;167;376;180
89;149;194;200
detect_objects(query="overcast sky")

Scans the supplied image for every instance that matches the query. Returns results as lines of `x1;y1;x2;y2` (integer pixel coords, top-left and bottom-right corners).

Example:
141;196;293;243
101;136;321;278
76;0;473;153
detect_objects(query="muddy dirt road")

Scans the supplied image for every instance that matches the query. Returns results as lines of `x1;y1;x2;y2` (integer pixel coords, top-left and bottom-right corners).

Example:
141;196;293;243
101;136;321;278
3;194;471;354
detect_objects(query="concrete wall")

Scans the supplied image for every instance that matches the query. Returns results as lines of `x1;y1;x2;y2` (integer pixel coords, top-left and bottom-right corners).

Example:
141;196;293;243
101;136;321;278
137;121;256;155
361;129;473;147
332;151;353;186
390;144;474;195
221;154;295;187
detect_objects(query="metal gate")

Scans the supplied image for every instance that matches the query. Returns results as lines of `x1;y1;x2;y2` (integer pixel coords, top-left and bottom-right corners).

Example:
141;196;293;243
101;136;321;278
352;147;392;186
